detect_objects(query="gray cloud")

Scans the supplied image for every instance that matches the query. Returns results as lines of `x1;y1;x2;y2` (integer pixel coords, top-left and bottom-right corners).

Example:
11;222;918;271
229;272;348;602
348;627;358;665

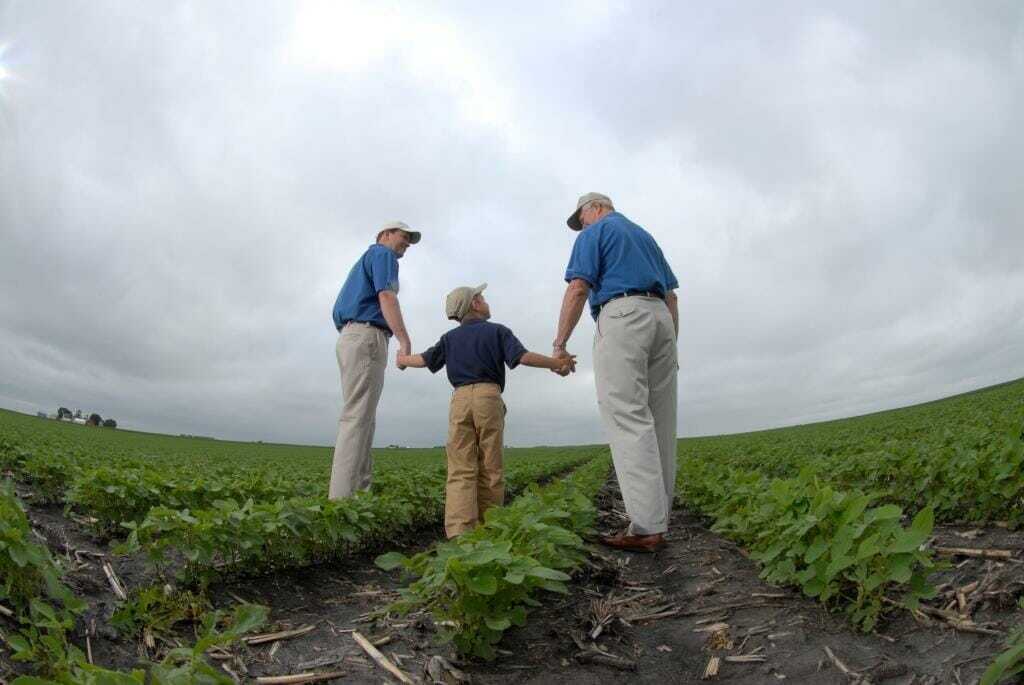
1;1;1022;447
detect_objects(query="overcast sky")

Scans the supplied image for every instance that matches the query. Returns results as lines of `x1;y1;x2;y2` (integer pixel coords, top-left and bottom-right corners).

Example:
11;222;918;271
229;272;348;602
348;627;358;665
1;1;1022;448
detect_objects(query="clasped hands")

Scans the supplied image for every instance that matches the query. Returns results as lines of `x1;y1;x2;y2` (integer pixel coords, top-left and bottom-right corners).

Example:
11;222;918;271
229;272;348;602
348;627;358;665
396;343;412;370
551;348;577;377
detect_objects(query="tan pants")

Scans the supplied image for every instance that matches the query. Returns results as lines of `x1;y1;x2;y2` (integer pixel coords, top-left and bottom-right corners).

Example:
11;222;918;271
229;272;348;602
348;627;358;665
594;296;678;535
329;323;388;500
445;383;505;538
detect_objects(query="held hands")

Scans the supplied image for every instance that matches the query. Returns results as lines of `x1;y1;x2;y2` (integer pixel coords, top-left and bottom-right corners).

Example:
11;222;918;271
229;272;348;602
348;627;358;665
396;342;412;370
555;355;577;376
552;348;576;377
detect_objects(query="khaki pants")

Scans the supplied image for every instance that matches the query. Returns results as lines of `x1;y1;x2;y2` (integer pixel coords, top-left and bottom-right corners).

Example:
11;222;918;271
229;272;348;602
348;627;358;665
329;323;388;500
594;296;678;535
445;383;505;538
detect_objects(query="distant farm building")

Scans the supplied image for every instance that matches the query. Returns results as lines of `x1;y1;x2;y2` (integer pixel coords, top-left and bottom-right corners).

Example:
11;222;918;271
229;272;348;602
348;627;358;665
48;407;116;428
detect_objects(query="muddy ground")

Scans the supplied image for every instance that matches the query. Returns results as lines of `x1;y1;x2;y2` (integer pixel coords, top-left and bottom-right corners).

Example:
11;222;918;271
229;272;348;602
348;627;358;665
5;476;1024;685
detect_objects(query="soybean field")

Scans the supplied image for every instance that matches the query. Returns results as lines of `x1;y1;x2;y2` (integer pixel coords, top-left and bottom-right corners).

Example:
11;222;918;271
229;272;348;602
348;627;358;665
2;377;1023;684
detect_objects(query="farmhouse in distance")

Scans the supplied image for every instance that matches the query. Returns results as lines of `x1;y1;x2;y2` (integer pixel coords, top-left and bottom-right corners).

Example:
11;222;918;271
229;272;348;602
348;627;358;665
45;407;118;428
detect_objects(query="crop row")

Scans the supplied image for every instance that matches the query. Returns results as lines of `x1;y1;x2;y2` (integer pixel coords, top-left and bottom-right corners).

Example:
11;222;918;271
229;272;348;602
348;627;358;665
0;407;357;475
0;440;417;501
678;378;1024;526
711;429;1024;526
2;436;601;541
1;479;271;683
124;449;603;586
377;454;612;659
676;457;938;631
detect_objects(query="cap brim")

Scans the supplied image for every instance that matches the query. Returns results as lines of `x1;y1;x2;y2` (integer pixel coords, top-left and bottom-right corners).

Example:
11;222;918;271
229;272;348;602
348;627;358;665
567;209;583;231
407;231;421;244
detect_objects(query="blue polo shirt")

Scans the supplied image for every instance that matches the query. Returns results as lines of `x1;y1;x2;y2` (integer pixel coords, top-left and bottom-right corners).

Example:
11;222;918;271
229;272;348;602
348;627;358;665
564;211;678;319
420;319;527;392
332;244;400;332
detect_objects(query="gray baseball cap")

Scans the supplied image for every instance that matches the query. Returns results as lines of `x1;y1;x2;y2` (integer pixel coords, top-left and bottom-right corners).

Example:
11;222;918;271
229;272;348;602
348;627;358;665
379;220;421;244
445;283;486;321
567;192;611;230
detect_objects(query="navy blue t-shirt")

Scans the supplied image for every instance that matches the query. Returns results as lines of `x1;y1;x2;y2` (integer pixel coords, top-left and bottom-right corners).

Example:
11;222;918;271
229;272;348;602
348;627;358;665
420;319;527;392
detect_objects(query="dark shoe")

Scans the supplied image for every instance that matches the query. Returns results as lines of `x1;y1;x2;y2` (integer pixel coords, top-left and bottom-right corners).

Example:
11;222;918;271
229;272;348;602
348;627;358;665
599;531;666;553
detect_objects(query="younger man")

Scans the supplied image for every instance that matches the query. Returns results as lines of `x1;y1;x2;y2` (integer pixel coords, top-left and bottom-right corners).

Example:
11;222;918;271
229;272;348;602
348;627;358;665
397;284;575;538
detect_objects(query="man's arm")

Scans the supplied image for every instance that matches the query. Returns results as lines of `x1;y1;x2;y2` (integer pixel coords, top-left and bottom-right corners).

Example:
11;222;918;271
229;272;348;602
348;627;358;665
378;290;412;367
665;290;679;338
396;353;427;368
519;351;576;373
552;278;591;354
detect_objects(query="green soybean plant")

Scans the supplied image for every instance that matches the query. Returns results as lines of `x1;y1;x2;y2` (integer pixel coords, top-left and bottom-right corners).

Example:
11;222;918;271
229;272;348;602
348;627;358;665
377;456;609;659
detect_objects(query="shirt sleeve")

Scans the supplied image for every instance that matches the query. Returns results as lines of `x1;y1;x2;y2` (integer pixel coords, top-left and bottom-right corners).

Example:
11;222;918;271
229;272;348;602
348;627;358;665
498;326;528;369
420;337;447;373
564;229;600;286
368;249;401;293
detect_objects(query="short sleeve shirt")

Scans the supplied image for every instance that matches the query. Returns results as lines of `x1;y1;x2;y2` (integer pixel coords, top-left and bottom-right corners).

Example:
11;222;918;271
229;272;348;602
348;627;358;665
332;244;400;331
564;212;678;319
420;319;527;392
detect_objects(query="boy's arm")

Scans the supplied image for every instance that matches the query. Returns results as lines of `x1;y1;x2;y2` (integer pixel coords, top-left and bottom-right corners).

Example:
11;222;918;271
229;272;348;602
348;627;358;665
396;353;427;369
519;351;576;373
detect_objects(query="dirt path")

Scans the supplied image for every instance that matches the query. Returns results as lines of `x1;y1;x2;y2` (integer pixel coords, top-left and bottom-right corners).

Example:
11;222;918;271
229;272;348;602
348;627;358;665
8;477;1024;684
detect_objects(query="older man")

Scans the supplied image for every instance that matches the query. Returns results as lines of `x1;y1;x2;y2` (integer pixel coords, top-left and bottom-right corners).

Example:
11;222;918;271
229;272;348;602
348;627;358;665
329;221;419;499
552;193;679;552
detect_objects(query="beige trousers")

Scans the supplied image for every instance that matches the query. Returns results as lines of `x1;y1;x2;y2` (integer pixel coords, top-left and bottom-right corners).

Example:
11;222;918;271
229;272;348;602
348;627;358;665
594;296;678;535
445;383;505;538
329;323;388;500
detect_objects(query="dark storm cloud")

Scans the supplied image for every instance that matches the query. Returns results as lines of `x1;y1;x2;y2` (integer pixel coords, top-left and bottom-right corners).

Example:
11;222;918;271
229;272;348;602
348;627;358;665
1;1;1021;447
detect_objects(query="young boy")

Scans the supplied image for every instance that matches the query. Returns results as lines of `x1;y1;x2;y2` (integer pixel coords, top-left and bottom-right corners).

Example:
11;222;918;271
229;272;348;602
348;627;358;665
397;283;575;538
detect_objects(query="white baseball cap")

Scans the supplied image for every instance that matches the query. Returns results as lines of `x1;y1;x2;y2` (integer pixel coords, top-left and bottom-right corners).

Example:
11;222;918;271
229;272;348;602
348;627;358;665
379;220;421;244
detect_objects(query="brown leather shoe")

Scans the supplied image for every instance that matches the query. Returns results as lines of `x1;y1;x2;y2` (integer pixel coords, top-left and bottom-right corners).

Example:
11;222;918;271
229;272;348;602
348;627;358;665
599;531;666;553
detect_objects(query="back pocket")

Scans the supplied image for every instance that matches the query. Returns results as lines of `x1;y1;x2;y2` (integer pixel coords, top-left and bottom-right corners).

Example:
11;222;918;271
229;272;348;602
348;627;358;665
608;305;636;319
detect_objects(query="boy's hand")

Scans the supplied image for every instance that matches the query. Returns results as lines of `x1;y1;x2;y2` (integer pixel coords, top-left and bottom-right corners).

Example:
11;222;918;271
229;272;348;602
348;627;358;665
396;352;428;370
552;347;572;376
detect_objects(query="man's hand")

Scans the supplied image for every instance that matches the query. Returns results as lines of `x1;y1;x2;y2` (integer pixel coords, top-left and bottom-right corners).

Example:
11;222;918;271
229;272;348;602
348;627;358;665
397;340;411;370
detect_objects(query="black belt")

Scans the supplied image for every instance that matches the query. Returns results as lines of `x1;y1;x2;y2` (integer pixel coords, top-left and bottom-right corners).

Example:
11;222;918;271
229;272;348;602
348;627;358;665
345;321;393;337
601;289;664;310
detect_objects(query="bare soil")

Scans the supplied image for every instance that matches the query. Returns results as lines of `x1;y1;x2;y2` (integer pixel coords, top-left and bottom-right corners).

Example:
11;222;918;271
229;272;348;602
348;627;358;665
5;476;1024;685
